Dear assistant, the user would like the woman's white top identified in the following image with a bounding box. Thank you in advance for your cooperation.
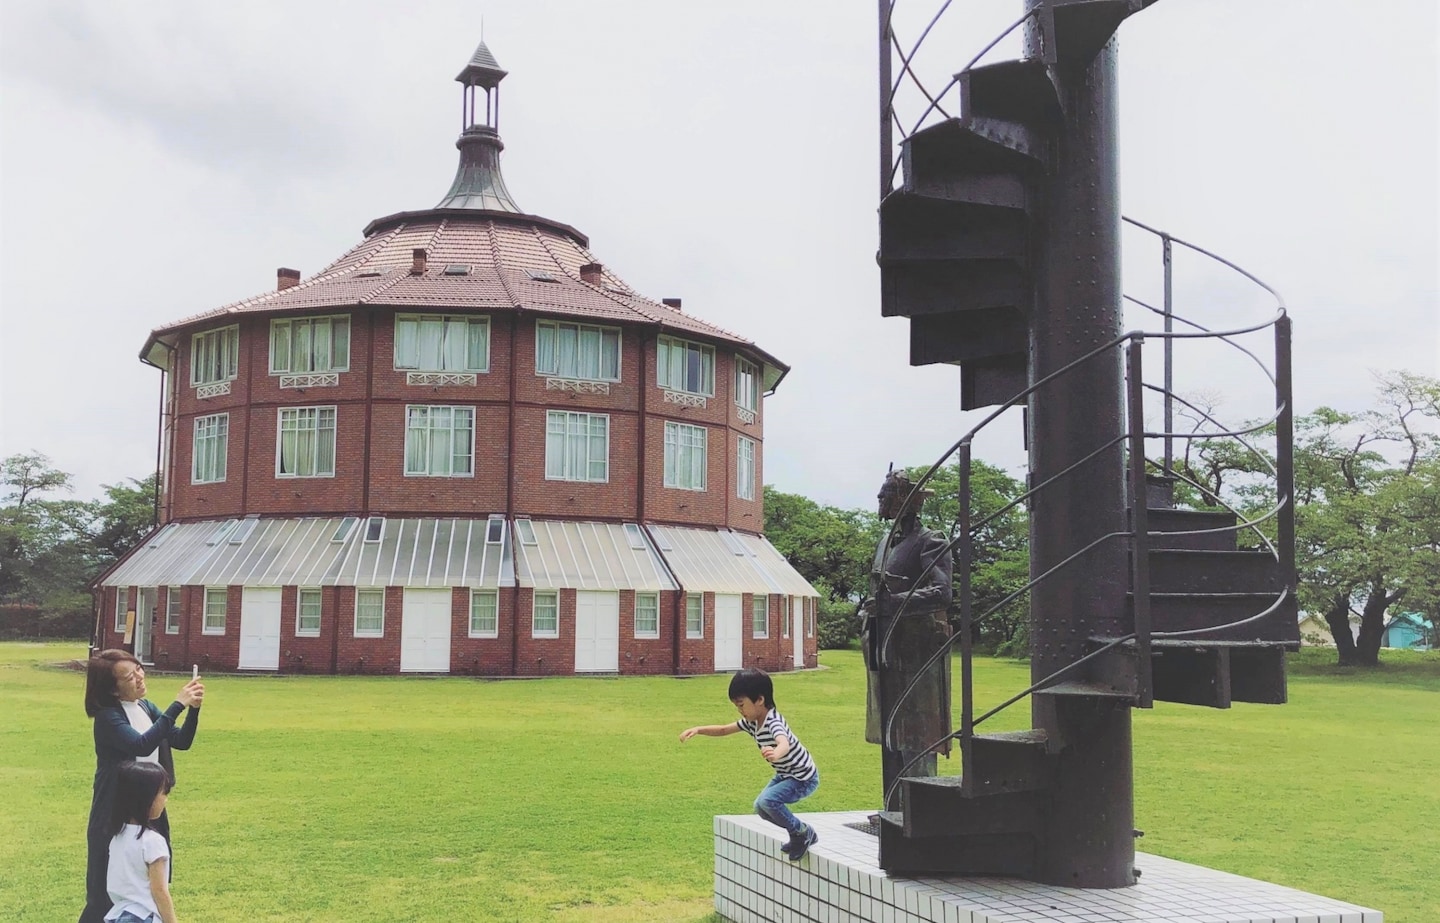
[104,824,169,921]
[120,700,162,765]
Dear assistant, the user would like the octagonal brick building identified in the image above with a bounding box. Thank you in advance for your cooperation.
[95,43,819,677]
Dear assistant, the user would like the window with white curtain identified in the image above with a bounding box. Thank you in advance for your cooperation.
[781,596,789,638]
[190,326,239,386]
[277,407,337,477]
[737,437,756,501]
[470,589,498,637]
[203,588,227,634]
[664,422,707,491]
[296,588,322,636]
[657,336,714,396]
[545,411,609,482]
[394,315,489,372]
[114,588,128,632]
[270,316,350,374]
[354,589,385,637]
[192,414,228,484]
[536,320,621,381]
[685,594,704,638]
[166,588,182,634]
[735,357,760,412]
[404,405,475,476]
[635,593,659,639]
[532,591,559,638]
[752,595,768,638]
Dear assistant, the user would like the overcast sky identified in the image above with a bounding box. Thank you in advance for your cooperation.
[1,0,1436,512]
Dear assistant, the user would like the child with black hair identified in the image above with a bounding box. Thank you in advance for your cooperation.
[105,761,180,923]
[680,667,821,860]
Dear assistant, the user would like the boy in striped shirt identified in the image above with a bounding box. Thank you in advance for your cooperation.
[680,668,821,860]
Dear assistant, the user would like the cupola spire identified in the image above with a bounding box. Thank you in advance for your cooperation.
[436,39,521,212]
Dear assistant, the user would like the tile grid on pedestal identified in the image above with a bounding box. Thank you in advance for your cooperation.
[714,812,1382,923]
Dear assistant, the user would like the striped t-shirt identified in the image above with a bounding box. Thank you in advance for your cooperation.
[737,710,818,782]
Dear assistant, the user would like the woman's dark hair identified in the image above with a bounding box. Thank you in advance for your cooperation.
[108,760,173,839]
[85,649,141,717]
[728,668,776,710]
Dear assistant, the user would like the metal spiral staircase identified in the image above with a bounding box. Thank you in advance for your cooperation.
[873,0,1299,885]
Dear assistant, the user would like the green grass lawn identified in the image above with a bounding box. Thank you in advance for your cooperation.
[5,642,1436,922]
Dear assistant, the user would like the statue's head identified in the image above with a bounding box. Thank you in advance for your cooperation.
[877,470,932,521]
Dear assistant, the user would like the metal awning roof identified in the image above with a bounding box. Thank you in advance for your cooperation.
[734,532,821,597]
[646,525,818,596]
[513,520,677,591]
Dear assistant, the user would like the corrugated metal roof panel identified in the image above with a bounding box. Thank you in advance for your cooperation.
[514,520,676,591]
[647,525,773,594]
[736,533,821,597]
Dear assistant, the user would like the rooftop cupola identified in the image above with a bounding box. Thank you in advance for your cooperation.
[435,40,521,212]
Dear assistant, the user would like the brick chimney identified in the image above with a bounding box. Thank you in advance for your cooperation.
[662,297,682,312]
[277,268,301,291]
[579,262,604,285]
[411,249,428,275]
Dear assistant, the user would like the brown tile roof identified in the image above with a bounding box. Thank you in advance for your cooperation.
[143,213,782,374]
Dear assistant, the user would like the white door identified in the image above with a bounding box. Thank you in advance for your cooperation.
[239,588,282,671]
[401,588,452,673]
[714,594,743,671]
[792,596,805,669]
[135,588,157,664]
[575,591,620,673]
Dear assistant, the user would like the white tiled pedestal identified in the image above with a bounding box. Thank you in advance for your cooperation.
[714,812,1382,923]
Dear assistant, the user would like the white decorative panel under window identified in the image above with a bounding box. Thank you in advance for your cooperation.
[165,587,182,634]
[192,413,228,484]
[276,406,337,478]
[203,587,227,635]
[685,594,704,639]
[545,411,609,482]
[657,336,714,396]
[532,591,559,638]
[635,592,660,639]
[536,320,621,381]
[470,589,499,638]
[355,589,385,637]
[270,316,350,374]
[735,358,760,413]
[297,588,322,637]
[404,405,475,476]
[737,437,756,501]
[394,315,489,372]
[664,422,708,491]
[190,326,239,387]
[752,595,768,638]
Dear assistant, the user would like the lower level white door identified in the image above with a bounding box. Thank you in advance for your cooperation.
[401,588,452,673]
[239,588,282,671]
[792,596,805,668]
[714,594,743,671]
[575,590,619,673]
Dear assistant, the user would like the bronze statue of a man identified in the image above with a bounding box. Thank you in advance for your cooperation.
[861,470,954,806]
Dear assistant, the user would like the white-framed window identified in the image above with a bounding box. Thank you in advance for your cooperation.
[664,422,707,491]
[114,588,128,632]
[203,587,227,635]
[635,592,660,639]
[737,437,756,501]
[657,336,714,396]
[354,588,385,637]
[781,597,789,638]
[394,314,489,372]
[190,325,239,386]
[165,587,182,634]
[545,411,609,482]
[276,406,337,478]
[752,595,768,638]
[735,357,760,413]
[192,414,228,484]
[536,320,621,381]
[270,315,350,374]
[404,405,475,477]
[532,590,559,638]
[685,594,703,639]
[807,597,815,637]
[364,517,384,543]
[470,589,499,638]
[296,588,322,637]
[516,519,538,546]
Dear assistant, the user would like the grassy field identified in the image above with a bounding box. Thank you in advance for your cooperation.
[5,642,1436,922]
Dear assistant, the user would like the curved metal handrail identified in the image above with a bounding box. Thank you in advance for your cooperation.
[1124,294,1278,387]
[1123,216,1287,310]
[1140,385,1283,475]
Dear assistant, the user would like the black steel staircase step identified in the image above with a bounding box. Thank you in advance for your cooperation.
[959,59,1061,128]
[1033,679,1138,701]
[1131,591,1300,645]
[900,777,1047,836]
[905,118,1048,187]
[966,729,1054,794]
[877,811,1037,876]
[1151,644,1233,709]
[961,355,1028,410]
[1039,0,1155,70]
[1147,549,1280,594]
[1137,508,1239,551]
[881,259,1027,318]
[1144,472,1177,509]
[909,307,1027,367]
[879,193,1028,263]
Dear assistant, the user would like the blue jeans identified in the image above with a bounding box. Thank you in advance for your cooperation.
[753,771,819,836]
[114,913,155,923]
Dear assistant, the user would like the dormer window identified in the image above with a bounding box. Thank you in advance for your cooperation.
[190,325,239,387]
[657,336,714,397]
[536,320,620,382]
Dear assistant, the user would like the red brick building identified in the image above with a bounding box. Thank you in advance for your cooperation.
[96,43,818,676]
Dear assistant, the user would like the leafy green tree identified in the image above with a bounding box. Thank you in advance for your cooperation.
[0,452,90,608]
[763,486,884,605]
[92,475,159,569]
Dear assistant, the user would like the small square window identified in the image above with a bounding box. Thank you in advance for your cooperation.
[623,523,647,550]
[470,589,499,637]
[203,588,227,635]
[332,517,358,542]
[526,269,558,283]
[635,592,660,639]
[515,519,537,546]
[752,596,768,639]
[364,517,385,543]
[486,517,505,545]
[685,594,703,639]
[532,590,559,638]
[442,264,471,276]
[296,588,322,637]
[355,588,385,637]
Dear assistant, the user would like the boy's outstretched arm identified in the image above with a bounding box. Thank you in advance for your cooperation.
[680,723,741,741]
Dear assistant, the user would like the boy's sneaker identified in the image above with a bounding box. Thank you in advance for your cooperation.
[786,825,818,861]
